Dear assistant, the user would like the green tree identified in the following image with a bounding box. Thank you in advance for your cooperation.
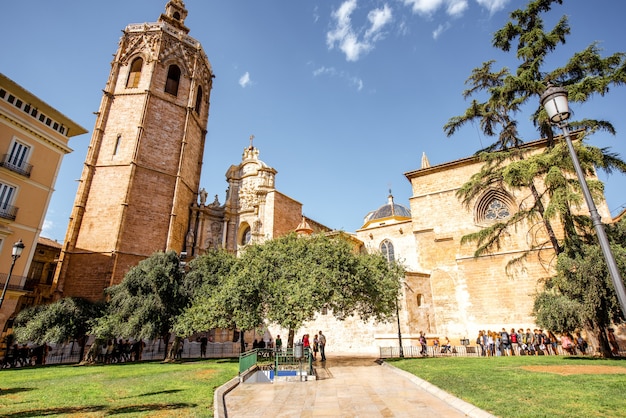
[444,0,626,354]
[174,249,244,348]
[444,0,626,262]
[92,251,187,361]
[12,297,104,360]
[177,233,403,350]
[534,219,626,356]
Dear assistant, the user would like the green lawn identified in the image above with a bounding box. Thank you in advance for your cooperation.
[389,355,626,417]
[0,359,238,417]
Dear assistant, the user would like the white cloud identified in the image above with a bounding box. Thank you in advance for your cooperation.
[239,72,252,88]
[326,0,393,62]
[475,0,510,15]
[41,219,54,237]
[313,66,364,91]
[432,22,451,39]
[365,4,393,40]
[403,0,468,17]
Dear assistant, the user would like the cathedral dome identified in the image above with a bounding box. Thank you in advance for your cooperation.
[363,192,411,225]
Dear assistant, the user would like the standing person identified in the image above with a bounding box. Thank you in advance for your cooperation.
[302,334,310,351]
[419,331,427,356]
[500,328,511,356]
[548,331,559,355]
[476,331,485,356]
[312,334,319,360]
[575,332,588,354]
[318,331,327,361]
[275,335,282,352]
[509,328,519,356]
[200,336,207,358]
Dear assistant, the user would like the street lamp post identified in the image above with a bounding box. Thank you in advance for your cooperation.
[0,239,26,309]
[540,84,626,319]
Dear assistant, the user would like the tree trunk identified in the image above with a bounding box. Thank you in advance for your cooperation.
[162,332,171,361]
[239,330,246,353]
[288,329,295,348]
[529,182,562,255]
[584,321,613,358]
[166,335,181,361]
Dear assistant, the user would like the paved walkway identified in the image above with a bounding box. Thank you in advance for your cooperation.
[223,355,495,417]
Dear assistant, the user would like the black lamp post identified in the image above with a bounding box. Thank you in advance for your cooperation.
[540,84,626,319]
[0,239,26,309]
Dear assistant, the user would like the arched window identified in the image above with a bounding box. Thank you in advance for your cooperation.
[240,225,251,246]
[194,86,203,114]
[475,189,515,224]
[126,57,143,88]
[380,239,395,263]
[165,65,181,96]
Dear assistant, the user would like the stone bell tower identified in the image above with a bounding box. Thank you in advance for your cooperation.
[53,0,214,301]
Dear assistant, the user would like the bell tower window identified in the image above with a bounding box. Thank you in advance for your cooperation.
[126,57,143,88]
[165,65,181,96]
[194,86,203,114]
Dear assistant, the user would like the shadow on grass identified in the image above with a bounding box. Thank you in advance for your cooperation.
[108,402,195,415]
[0,387,34,396]
[135,389,183,398]
[3,405,106,417]
[3,403,195,417]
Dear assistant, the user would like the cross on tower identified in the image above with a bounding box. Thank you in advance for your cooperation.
[249,134,255,149]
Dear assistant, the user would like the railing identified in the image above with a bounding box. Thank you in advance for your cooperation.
[239,350,258,374]
[0,274,37,292]
[0,204,18,220]
[379,343,610,358]
[0,155,32,177]
[1,339,241,368]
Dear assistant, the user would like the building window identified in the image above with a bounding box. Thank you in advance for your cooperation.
[194,86,203,114]
[416,294,424,307]
[0,182,16,219]
[165,65,181,96]
[380,239,395,263]
[113,134,122,156]
[28,261,45,283]
[476,189,515,224]
[240,225,251,246]
[7,140,30,170]
[485,199,510,221]
[126,57,143,88]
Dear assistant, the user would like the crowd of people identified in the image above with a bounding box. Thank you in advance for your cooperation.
[84,338,145,363]
[300,330,327,361]
[475,328,588,356]
[1,343,49,368]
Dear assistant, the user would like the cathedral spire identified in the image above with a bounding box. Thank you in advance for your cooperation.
[421,152,431,169]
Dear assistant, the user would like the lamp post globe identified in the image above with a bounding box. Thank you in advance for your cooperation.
[540,84,626,319]
[540,83,570,125]
[0,239,26,309]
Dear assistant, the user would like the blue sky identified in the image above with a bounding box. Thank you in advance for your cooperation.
[2,0,625,242]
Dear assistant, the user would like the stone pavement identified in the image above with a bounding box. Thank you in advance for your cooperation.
[221,355,496,417]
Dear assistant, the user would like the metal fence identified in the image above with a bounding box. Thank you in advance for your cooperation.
[379,343,625,358]
[1,339,241,369]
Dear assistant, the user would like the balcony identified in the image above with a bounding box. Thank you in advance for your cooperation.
[0,154,32,177]
[0,204,18,221]
[0,274,37,292]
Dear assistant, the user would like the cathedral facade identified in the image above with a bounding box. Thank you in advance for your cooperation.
[46,1,616,355]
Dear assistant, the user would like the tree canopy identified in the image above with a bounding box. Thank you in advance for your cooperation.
[91,251,188,358]
[175,233,403,347]
[445,0,626,355]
